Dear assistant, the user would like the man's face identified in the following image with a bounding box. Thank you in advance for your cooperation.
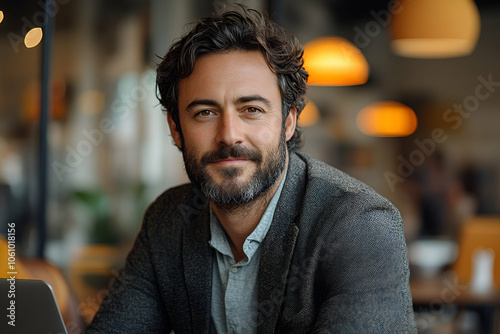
[169,50,296,205]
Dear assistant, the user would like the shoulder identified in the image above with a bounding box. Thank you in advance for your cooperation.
[291,152,402,240]
[146,183,200,215]
[291,153,409,279]
[141,183,209,233]
[294,152,395,211]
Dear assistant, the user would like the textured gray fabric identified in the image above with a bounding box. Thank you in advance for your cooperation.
[85,152,417,333]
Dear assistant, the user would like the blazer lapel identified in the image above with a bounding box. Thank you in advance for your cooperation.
[183,206,213,334]
[257,153,306,333]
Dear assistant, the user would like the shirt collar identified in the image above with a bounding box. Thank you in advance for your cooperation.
[209,170,287,262]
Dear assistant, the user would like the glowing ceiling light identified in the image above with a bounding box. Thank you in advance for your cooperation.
[25,27,43,48]
[0,11,4,24]
[303,37,369,86]
[357,101,417,137]
[390,0,480,58]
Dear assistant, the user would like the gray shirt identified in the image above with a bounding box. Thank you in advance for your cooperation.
[209,174,286,334]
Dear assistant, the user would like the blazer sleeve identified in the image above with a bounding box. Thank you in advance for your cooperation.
[312,201,417,334]
[85,210,171,333]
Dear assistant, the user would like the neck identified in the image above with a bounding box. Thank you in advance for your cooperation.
[211,162,287,262]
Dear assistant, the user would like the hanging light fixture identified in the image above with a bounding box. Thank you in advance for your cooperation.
[357,101,417,137]
[303,37,369,86]
[0,11,4,24]
[390,0,480,58]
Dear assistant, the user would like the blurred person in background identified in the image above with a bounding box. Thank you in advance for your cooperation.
[86,6,416,333]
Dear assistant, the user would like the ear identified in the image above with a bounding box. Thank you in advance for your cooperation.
[167,113,182,149]
[285,105,297,142]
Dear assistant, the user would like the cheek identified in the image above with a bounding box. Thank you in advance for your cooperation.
[181,124,216,154]
[248,121,283,149]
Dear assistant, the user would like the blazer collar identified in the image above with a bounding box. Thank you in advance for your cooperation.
[257,152,306,332]
[183,202,212,334]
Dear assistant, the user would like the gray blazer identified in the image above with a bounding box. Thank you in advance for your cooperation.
[86,152,417,333]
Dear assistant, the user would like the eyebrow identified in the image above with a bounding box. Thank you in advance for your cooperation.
[185,99,220,111]
[235,95,272,109]
[185,95,273,112]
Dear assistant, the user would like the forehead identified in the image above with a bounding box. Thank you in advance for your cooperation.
[178,50,281,107]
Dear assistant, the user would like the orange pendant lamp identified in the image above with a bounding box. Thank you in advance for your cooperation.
[390,0,480,58]
[303,37,369,86]
[357,101,417,137]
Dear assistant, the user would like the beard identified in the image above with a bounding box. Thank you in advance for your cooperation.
[182,130,287,206]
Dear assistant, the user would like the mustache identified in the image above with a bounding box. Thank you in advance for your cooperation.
[201,146,262,165]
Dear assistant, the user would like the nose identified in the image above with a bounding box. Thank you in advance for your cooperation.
[215,111,244,147]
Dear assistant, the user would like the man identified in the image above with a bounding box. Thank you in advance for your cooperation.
[86,6,417,333]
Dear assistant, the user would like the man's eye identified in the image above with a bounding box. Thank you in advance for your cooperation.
[245,107,262,113]
[197,110,213,117]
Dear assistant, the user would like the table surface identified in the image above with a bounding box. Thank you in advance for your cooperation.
[410,273,500,306]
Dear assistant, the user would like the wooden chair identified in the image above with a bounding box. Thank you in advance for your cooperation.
[452,215,500,288]
[69,244,121,324]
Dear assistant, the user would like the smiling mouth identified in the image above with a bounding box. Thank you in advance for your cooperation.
[211,158,250,166]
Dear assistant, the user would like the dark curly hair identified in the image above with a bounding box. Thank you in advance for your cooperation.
[156,6,308,152]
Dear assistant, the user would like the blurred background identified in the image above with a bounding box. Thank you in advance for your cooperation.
[1,0,499,333]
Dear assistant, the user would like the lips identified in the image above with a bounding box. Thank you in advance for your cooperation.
[212,158,249,165]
